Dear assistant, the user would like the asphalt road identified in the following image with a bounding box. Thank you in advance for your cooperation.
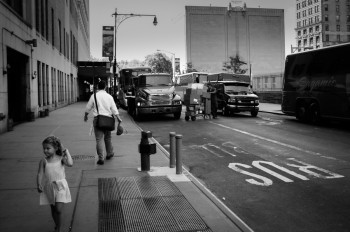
[135,110,350,232]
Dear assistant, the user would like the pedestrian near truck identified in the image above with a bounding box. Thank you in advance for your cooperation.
[84,80,122,165]
[37,135,73,232]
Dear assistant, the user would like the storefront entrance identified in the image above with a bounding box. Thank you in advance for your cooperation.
[7,47,29,124]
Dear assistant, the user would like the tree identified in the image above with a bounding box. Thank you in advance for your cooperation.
[144,52,172,74]
[223,54,248,74]
[186,62,198,73]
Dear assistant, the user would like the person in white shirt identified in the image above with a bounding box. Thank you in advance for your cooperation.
[84,80,122,165]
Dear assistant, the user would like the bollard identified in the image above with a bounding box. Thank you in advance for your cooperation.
[175,134,183,174]
[169,132,176,168]
[138,131,156,171]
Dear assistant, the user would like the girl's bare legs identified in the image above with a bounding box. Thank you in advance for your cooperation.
[50,205,58,229]
[51,203,64,232]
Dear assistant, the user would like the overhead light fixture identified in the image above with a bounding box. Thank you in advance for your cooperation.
[153,16,158,26]
[26,39,37,47]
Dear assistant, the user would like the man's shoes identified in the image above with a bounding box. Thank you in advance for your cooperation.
[97,160,104,165]
[106,154,114,160]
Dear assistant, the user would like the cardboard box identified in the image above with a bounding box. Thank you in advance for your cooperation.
[184,93,200,105]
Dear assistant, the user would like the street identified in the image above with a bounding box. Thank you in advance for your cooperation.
[135,109,350,232]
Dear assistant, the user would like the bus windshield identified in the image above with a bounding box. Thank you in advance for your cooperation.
[224,82,252,94]
[139,75,172,86]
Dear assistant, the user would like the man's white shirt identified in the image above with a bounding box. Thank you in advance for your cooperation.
[85,90,119,117]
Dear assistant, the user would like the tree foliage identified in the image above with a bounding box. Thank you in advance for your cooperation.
[144,52,172,74]
[223,54,248,74]
[186,62,198,73]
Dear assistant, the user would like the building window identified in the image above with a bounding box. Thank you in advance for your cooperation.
[5,0,23,16]
[325,34,329,41]
[347,15,350,22]
[309,17,313,24]
[316,25,319,31]
[303,39,307,46]
[347,25,350,31]
[325,15,328,22]
[315,15,320,22]
[337,35,340,42]
[347,5,350,12]
[303,29,307,34]
[324,4,328,11]
[325,24,329,31]
[58,19,62,53]
[337,25,340,31]
[309,27,313,33]
[35,0,40,32]
[298,30,301,36]
[336,5,340,12]
[336,15,340,22]
[315,5,319,13]
[51,8,54,46]
[37,61,42,107]
[310,37,314,45]
[316,36,320,44]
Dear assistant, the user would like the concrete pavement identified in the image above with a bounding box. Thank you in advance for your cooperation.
[0,102,280,232]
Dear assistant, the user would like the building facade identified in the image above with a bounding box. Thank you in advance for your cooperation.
[185,4,285,92]
[0,0,90,133]
[295,0,350,52]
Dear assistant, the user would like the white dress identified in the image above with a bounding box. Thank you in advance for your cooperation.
[40,159,71,205]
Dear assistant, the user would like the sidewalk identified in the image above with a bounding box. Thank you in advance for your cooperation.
[0,102,259,232]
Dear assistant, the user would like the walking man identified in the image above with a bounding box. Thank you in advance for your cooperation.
[84,80,122,165]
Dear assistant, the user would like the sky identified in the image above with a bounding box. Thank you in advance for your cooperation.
[89,0,295,69]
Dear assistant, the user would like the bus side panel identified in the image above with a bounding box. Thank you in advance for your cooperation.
[282,44,350,120]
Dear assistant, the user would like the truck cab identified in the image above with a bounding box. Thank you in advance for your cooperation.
[127,73,182,120]
[207,73,259,117]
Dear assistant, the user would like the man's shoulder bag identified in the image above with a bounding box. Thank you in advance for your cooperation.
[94,92,115,131]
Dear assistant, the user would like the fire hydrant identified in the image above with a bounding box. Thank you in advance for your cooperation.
[138,131,156,171]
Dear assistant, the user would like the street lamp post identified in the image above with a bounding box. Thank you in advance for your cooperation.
[111,9,157,98]
[157,49,175,82]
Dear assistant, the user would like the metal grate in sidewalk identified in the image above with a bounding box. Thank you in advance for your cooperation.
[98,176,212,232]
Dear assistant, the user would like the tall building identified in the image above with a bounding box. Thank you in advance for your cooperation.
[0,0,90,134]
[185,3,285,92]
[295,0,350,52]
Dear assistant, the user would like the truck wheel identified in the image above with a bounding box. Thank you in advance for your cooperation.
[174,112,181,120]
[222,106,229,116]
[191,116,196,121]
[185,116,189,121]
[309,103,320,124]
[251,110,258,117]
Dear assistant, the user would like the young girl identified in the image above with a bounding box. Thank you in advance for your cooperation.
[37,135,73,232]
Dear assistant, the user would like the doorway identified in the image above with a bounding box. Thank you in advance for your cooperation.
[7,47,29,124]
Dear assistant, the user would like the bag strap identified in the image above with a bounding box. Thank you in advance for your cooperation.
[94,91,100,115]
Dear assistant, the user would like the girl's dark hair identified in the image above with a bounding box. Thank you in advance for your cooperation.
[42,135,63,156]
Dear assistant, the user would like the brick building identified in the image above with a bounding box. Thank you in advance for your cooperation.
[185,4,285,92]
[295,0,350,52]
[0,0,90,133]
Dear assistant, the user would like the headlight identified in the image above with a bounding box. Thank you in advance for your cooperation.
[173,100,182,105]
[255,100,259,104]
[137,101,147,107]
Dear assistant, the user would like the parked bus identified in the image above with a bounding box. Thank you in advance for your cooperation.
[282,43,350,123]
[117,67,152,108]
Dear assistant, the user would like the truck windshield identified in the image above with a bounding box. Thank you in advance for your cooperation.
[142,75,172,86]
[224,83,252,94]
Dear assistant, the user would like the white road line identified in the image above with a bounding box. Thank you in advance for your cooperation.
[210,121,340,161]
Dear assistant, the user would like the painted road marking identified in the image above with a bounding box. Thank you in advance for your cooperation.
[210,121,340,161]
